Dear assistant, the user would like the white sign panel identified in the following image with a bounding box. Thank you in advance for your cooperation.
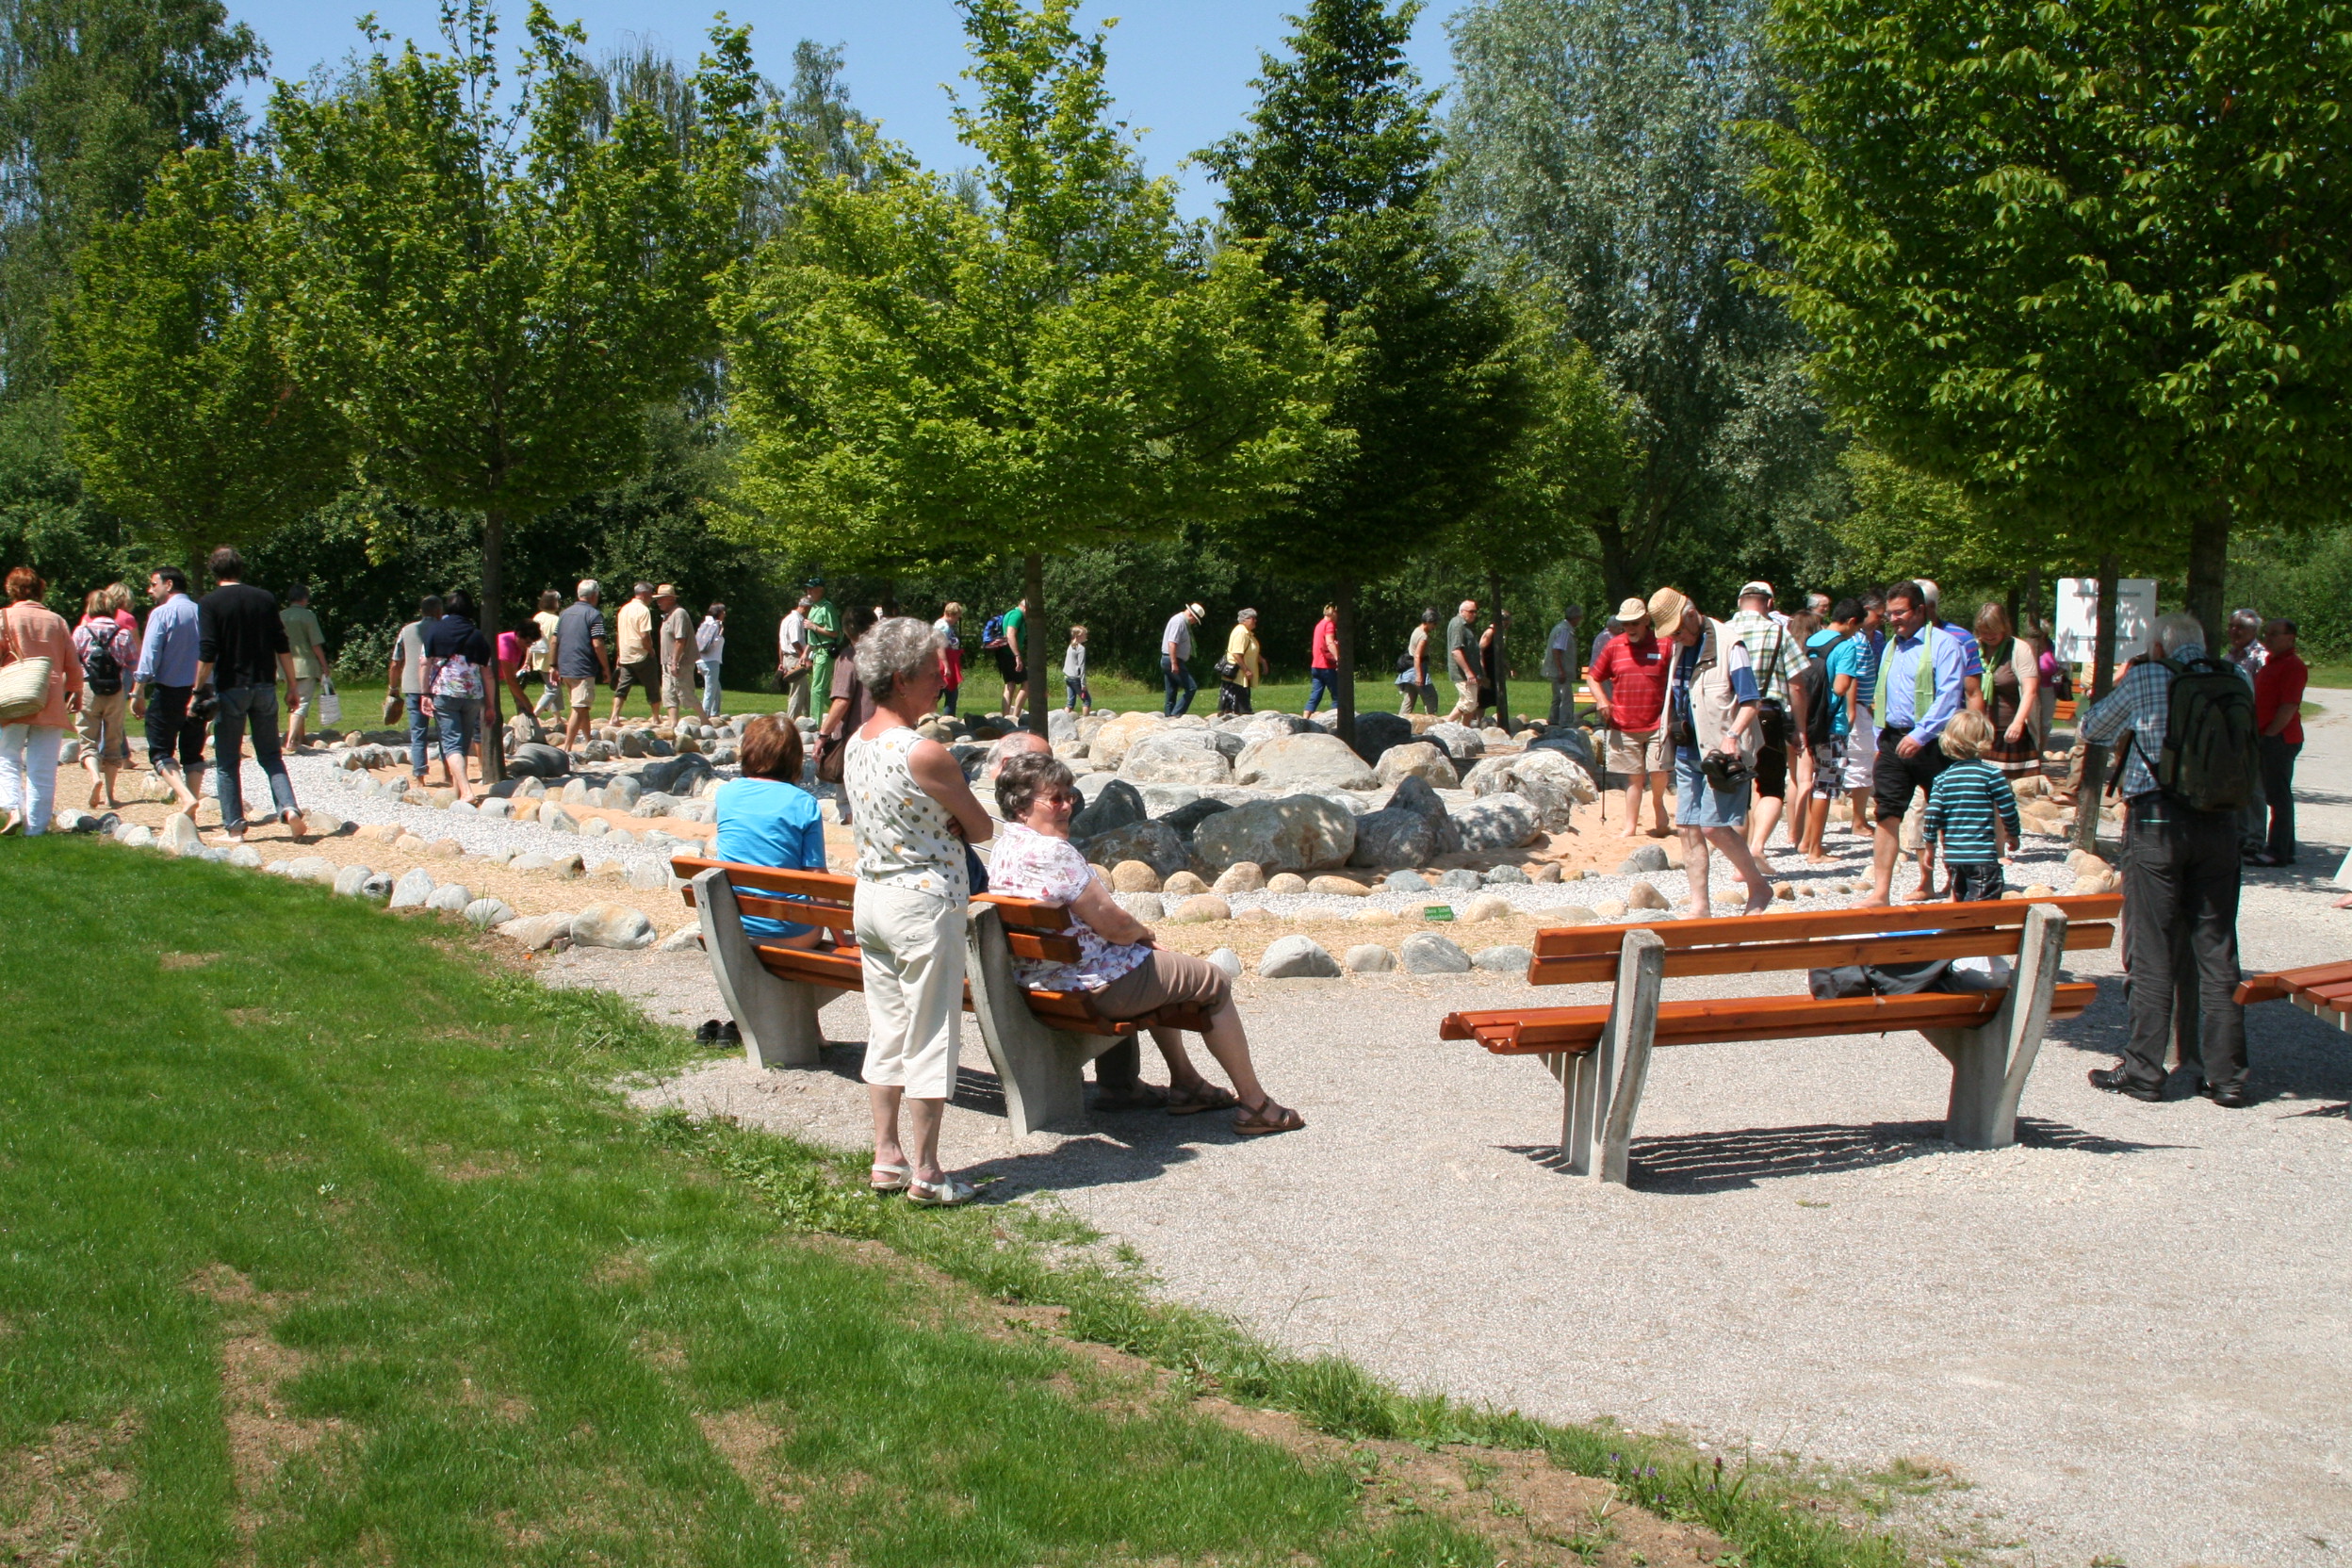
[2055,577,2156,665]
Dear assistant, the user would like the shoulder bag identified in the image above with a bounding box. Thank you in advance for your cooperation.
[0,608,54,726]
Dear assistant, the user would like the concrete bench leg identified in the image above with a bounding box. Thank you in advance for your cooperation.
[1925,903,2067,1149]
[964,904,1117,1136]
[1594,928,1665,1185]
[693,867,838,1070]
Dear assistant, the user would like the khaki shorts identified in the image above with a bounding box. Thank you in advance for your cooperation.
[1087,949,1233,1021]
[74,689,131,763]
[563,676,596,710]
[661,669,694,710]
[1604,726,1667,776]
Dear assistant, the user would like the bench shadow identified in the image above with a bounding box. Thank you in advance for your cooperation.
[1505,1116,2172,1194]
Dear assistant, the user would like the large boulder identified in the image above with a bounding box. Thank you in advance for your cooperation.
[1400,932,1472,974]
[1347,808,1439,870]
[1346,710,1415,765]
[1190,793,1356,876]
[1425,722,1485,760]
[1070,777,1147,840]
[1231,731,1379,792]
[1445,792,1544,853]
[1159,796,1233,840]
[570,903,656,950]
[387,868,437,908]
[505,742,570,779]
[1384,775,1448,822]
[1258,934,1342,979]
[1464,749,1597,830]
[1375,741,1459,791]
[1139,784,1201,818]
[1076,819,1194,880]
[1087,711,1166,769]
[1527,727,1600,777]
[1120,732,1233,786]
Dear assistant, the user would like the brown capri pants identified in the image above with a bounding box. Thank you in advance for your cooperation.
[1088,949,1232,1021]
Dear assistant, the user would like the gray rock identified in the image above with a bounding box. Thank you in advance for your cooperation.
[1070,776,1149,840]
[1231,731,1379,792]
[159,811,203,857]
[1159,796,1233,839]
[1481,863,1530,885]
[1374,741,1460,791]
[562,777,594,804]
[226,845,263,869]
[1475,943,1534,973]
[1345,710,1414,764]
[1383,869,1431,890]
[637,754,715,794]
[116,823,155,848]
[1047,708,1078,742]
[1500,748,1601,827]
[1191,792,1356,875]
[1121,732,1233,785]
[332,864,378,897]
[629,859,672,891]
[1258,934,1342,979]
[542,805,580,834]
[1114,891,1166,923]
[505,742,570,779]
[1071,771,1126,807]
[1437,868,1483,890]
[603,774,643,809]
[580,814,611,838]
[1426,722,1484,760]
[387,868,437,908]
[305,809,350,837]
[445,799,479,818]
[1139,783,1203,818]
[1242,711,1316,742]
[425,883,473,913]
[1346,808,1438,870]
[570,903,656,950]
[1345,942,1397,973]
[1076,819,1193,880]
[1617,844,1672,874]
[500,912,574,952]
[1448,792,1544,853]
[1400,932,1472,973]
[1384,775,1448,821]
[1205,946,1244,982]
[509,852,556,874]
[478,797,514,820]
[463,897,515,929]
[360,872,395,900]
[660,923,704,952]
[285,857,335,884]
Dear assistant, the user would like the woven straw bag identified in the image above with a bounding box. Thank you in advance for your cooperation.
[0,608,53,726]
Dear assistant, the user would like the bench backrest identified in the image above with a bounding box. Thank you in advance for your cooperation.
[669,854,1085,965]
[1527,893,2121,987]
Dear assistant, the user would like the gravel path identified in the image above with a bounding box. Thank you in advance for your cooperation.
[599,695,2352,1568]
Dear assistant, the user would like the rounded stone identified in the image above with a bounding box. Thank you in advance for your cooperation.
[1383,869,1430,891]
[1437,868,1482,890]
[1257,934,1342,979]
[1399,932,1471,974]
[1307,874,1370,897]
[1161,870,1210,898]
[1344,942,1396,973]
[463,897,515,929]
[1212,861,1266,894]
[1529,862,1563,883]
[1534,905,1598,925]
[1173,893,1232,923]
[425,883,473,913]
[1474,943,1534,972]
[1462,893,1513,922]
[1592,898,1629,921]
[1481,864,1529,885]
[1205,947,1244,982]
[1264,872,1309,895]
[1111,859,1164,893]
[1625,882,1671,911]
[570,903,656,950]
[1116,891,1166,923]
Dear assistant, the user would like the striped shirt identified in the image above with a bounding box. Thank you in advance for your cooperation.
[1920,759,2020,864]
[1726,608,1802,706]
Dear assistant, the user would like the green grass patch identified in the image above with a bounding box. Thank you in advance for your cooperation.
[0,837,1490,1565]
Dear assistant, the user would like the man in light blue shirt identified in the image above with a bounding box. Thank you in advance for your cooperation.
[131,566,204,809]
[1864,580,1968,905]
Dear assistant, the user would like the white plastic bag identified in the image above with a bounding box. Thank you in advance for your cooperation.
[317,677,343,725]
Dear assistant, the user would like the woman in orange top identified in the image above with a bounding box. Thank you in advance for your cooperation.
[1,566,88,836]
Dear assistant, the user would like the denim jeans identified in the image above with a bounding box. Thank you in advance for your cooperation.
[1305,667,1338,713]
[213,683,298,832]
[2258,734,2300,862]
[405,693,433,777]
[697,659,724,717]
[1162,657,1197,716]
[435,694,481,762]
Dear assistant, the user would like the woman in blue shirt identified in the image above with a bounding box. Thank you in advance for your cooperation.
[711,713,827,947]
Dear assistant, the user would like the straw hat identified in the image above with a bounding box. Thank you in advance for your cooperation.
[1611,596,1648,627]
[1647,587,1691,641]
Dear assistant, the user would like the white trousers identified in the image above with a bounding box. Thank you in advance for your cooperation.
[0,724,63,834]
[854,880,966,1101]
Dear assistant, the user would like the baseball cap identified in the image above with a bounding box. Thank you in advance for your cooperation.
[1739,580,1774,601]
[1613,596,1648,626]
[1647,587,1691,641]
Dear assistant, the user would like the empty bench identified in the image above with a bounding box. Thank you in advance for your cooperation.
[1440,894,2121,1184]
[2234,961,2352,1034]
[671,855,1212,1136]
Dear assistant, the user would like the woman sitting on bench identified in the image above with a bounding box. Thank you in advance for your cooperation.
[987,750,1304,1135]
[711,713,827,950]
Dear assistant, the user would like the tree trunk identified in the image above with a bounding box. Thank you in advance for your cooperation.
[2185,498,2230,647]
[1333,579,1357,750]
[1022,551,1049,739]
[482,509,505,785]
[1592,508,1633,607]
[1487,568,1511,735]
[2022,567,2041,636]
[2071,552,2120,853]
[2005,580,2021,640]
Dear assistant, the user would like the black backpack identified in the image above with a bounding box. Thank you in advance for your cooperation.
[2147,653,2260,812]
[79,623,124,694]
[1790,632,1845,747]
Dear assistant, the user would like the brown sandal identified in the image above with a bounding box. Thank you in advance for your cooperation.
[1233,1099,1304,1136]
[1166,1083,1240,1116]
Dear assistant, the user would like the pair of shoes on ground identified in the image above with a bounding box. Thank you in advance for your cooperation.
[867,1163,978,1205]
[2088,1065,2251,1107]
[694,1019,742,1046]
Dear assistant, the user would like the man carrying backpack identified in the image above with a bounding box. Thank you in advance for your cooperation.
[2080,612,2259,1107]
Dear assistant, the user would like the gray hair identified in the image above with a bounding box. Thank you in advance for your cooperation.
[2152,611,2207,655]
[2229,607,2262,628]
[985,729,1051,779]
[1236,607,1258,622]
[576,579,598,601]
[855,614,943,702]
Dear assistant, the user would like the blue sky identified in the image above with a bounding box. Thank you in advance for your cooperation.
[228,0,1472,220]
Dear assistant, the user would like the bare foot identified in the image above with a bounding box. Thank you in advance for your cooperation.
[281,811,308,839]
[1805,854,1834,866]
[1903,886,1941,904]
[1615,825,1641,840]
[1855,892,1889,908]
[2335,893,2352,909]
[1741,886,1774,916]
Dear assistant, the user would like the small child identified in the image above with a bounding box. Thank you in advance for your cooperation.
[1920,710,2021,904]
[1063,625,1090,713]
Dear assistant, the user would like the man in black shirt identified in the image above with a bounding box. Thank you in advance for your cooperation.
[193,546,306,841]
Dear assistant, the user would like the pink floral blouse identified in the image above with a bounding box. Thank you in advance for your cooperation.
[985,821,1149,992]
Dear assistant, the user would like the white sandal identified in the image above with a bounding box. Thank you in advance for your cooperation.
[869,1162,910,1194]
[906,1174,978,1207]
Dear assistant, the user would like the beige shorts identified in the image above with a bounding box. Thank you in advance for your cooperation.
[74,689,131,763]
[563,676,596,710]
[1088,949,1232,1021]
[662,669,694,710]
[1604,726,1667,776]
[288,675,319,721]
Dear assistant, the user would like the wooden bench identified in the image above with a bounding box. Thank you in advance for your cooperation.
[2234,961,2352,1034]
[1440,894,2121,1184]
[671,856,1212,1136]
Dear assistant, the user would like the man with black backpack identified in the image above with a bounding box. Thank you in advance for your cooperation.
[2080,612,2260,1106]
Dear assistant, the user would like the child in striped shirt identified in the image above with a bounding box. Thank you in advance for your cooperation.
[1922,710,2021,904]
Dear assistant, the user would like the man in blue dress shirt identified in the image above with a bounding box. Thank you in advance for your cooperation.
[131,566,204,810]
[1862,580,1968,906]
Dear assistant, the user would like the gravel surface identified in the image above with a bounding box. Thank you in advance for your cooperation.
[599,697,2352,1568]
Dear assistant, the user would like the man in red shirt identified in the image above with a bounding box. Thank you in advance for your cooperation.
[1589,596,1673,837]
[2250,618,2308,866]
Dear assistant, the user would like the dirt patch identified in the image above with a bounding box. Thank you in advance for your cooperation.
[694,1407,806,1512]
[222,1008,284,1028]
[588,1250,652,1289]
[187,1267,345,1544]
[159,951,221,970]
[632,1331,688,1373]
[0,1415,139,1563]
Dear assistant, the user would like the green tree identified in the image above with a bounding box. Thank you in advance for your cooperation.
[58,145,348,574]
[1446,0,1830,606]
[270,0,761,773]
[720,0,1335,731]
[1750,0,2352,643]
[1202,0,1527,743]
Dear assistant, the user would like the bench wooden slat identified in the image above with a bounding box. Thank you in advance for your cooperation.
[1528,894,2121,960]
[1528,922,2114,986]
[673,857,852,902]
[754,943,866,989]
[2233,959,2352,1007]
[1442,983,2098,1056]
[972,892,1072,932]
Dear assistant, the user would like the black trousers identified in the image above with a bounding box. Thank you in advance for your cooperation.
[2258,735,2300,862]
[2118,803,2246,1094]
[142,683,204,773]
